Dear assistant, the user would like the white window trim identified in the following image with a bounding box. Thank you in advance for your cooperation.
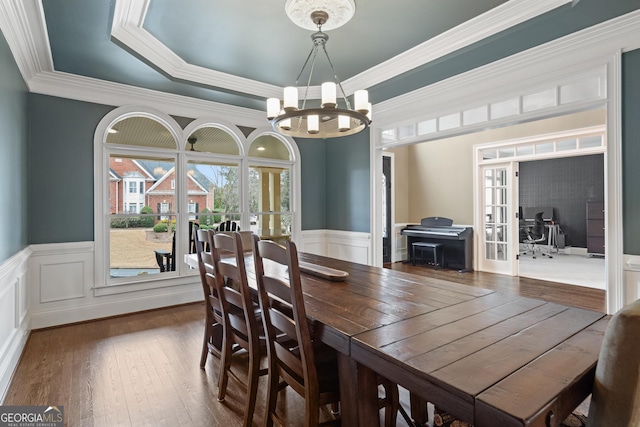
[94,107,301,294]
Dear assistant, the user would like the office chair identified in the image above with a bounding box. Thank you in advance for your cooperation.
[520,212,552,259]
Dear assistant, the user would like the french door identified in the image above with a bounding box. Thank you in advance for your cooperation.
[478,163,518,275]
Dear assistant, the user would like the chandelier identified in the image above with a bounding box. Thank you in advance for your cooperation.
[267,1,371,139]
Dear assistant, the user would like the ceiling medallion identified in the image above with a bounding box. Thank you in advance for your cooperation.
[284,0,356,31]
[267,3,371,139]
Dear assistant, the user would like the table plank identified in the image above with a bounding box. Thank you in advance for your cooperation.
[353,292,519,349]
[475,316,609,427]
[430,307,605,397]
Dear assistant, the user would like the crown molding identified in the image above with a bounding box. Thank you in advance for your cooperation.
[28,70,266,128]
[111,0,282,99]
[0,0,52,84]
[110,0,572,97]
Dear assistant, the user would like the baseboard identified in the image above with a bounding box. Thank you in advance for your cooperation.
[30,286,202,330]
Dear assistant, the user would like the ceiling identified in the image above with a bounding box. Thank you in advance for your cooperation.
[33,0,581,113]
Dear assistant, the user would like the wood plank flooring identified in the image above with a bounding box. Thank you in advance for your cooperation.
[2,264,605,426]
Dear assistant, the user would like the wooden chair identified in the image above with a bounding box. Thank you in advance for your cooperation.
[217,219,240,232]
[252,236,402,427]
[210,231,266,427]
[155,220,198,272]
[585,297,640,426]
[193,224,222,368]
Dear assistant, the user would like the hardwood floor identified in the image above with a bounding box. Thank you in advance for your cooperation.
[2,265,605,426]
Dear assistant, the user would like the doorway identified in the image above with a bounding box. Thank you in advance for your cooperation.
[382,154,392,264]
[474,125,606,288]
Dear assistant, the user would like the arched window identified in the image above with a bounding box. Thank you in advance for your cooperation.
[247,134,293,244]
[94,108,299,290]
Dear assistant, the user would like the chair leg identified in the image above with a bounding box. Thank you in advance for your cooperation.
[304,395,320,427]
[217,334,233,402]
[243,350,260,427]
[264,369,279,427]
[200,320,213,368]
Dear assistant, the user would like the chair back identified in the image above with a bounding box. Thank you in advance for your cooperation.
[587,298,640,426]
[217,220,239,232]
[252,235,319,398]
[532,212,545,238]
[211,232,261,352]
[193,225,213,297]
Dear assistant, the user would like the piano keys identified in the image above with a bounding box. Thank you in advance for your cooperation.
[401,217,473,272]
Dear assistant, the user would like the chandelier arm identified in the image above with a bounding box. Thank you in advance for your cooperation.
[300,46,319,110]
[294,43,317,85]
[320,43,352,110]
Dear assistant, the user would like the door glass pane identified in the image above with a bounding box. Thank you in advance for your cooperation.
[249,165,291,242]
[486,242,495,260]
[109,155,176,278]
[482,166,509,264]
[496,243,508,261]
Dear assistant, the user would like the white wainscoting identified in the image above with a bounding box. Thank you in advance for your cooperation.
[0,247,31,402]
[624,255,640,305]
[28,242,202,329]
[394,223,410,263]
[300,230,371,265]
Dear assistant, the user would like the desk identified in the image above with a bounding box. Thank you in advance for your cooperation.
[186,253,606,426]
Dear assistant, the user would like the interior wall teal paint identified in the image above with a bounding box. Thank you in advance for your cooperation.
[296,138,327,230]
[623,48,640,255]
[325,131,370,233]
[28,94,114,244]
[0,30,28,264]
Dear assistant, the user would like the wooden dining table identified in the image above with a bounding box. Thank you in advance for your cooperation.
[186,251,608,426]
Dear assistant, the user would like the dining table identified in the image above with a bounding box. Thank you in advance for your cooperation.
[186,250,608,426]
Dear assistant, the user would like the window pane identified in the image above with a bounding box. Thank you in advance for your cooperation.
[557,139,576,151]
[249,165,291,241]
[536,142,554,154]
[189,160,240,230]
[187,126,240,155]
[109,155,176,278]
[107,117,176,149]
[249,135,291,160]
[516,145,534,156]
[580,135,602,149]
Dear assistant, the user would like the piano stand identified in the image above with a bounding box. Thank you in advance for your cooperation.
[412,242,444,270]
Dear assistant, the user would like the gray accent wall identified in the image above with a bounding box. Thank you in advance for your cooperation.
[623,48,640,255]
[519,154,604,248]
[28,94,114,244]
[0,30,28,264]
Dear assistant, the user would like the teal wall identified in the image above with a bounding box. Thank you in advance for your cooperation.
[296,138,327,230]
[0,31,28,263]
[28,94,113,244]
[326,131,370,232]
[622,48,640,255]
